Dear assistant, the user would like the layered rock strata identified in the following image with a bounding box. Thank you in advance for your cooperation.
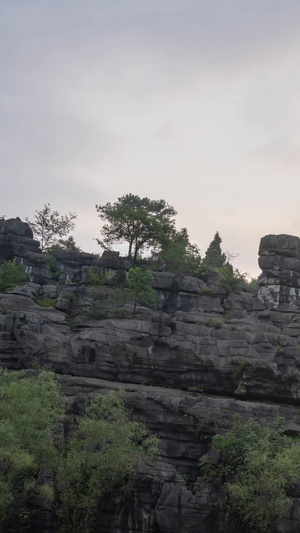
[2,222,300,532]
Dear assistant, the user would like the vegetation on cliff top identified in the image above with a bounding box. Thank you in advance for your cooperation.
[96,193,177,261]
[26,203,77,252]
[23,195,257,292]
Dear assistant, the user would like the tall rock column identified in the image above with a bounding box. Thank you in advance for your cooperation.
[258,234,300,309]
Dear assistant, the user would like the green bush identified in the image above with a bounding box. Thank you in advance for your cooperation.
[204,317,223,329]
[87,269,111,286]
[187,386,204,393]
[0,259,28,292]
[57,392,158,533]
[0,369,64,531]
[201,415,300,533]
[216,265,245,294]
[128,267,158,317]
[199,286,213,296]
[47,253,61,281]
[36,298,56,307]
[0,370,159,533]
[83,301,109,320]
[233,360,251,382]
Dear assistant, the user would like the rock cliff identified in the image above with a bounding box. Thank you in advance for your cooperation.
[2,219,300,532]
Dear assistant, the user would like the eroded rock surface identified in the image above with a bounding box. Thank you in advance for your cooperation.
[2,221,300,532]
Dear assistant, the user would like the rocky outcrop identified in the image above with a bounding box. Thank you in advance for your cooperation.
[3,220,300,532]
[258,234,300,309]
[0,217,40,262]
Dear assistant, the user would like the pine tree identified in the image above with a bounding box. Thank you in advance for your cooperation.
[204,231,227,268]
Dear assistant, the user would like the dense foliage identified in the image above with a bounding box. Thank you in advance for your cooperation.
[204,231,227,268]
[0,370,158,533]
[0,370,64,532]
[24,195,258,296]
[96,194,177,261]
[151,227,202,275]
[128,267,158,316]
[0,259,28,292]
[202,415,300,533]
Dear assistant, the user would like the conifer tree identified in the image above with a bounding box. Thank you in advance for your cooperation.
[204,231,227,268]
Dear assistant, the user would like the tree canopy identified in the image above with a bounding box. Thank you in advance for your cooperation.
[58,391,158,533]
[0,369,158,533]
[204,231,227,268]
[0,369,64,532]
[0,259,28,293]
[96,194,177,261]
[128,267,158,316]
[201,415,300,533]
[151,227,202,274]
[26,204,77,252]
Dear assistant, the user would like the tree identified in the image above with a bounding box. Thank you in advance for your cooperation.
[0,370,158,533]
[57,392,158,533]
[151,227,202,275]
[26,204,77,252]
[204,231,227,268]
[128,267,158,317]
[51,235,81,251]
[203,415,300,533]
[96,194,177,261]
[0,369,64,532]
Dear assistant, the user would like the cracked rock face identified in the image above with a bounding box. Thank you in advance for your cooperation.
[258,234,300,309]
[2,220,300,532]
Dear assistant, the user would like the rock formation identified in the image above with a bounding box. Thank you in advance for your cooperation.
[2,221,300,532]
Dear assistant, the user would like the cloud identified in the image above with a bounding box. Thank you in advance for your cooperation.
[1,0,300,273]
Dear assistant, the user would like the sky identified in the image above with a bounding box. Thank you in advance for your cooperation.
[2,0,300,276]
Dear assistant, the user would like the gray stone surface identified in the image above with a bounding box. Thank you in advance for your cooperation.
[3,223,300,531]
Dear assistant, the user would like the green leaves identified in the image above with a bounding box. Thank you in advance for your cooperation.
[0,369,64,531]
[26,203,77,251]
[0,371,159,533]
[96,194,177,261]
[127,267,158,316]
[57,392,159,533]
[204,231,227,268]
[204,415,300,533]
[0,259,28,292]
[151,227,202,275]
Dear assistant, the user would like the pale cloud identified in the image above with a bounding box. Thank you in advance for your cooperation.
[2,1,300,275]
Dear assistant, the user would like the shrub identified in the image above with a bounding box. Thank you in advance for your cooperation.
[199,286,213,296]
[128,267,158,317]
[83,302,109,320]
[36,298,56,307]
[233,360,251,382]
[204,317,223,329]
[87,269,111,286]
[217,265,245,295]
[201,415,300,533]
[57,392,159,533]
[0,260,28,293]
[187,386,204,393]
[0,369,64,531]
[0,371,159,533]
[47,253,61,281]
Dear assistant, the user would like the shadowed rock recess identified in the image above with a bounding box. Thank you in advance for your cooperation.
[3,219,300,532]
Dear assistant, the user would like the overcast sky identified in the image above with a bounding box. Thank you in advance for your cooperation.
[2,1,300,276]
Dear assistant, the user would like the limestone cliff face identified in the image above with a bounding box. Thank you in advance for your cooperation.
[2,220,300,532]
